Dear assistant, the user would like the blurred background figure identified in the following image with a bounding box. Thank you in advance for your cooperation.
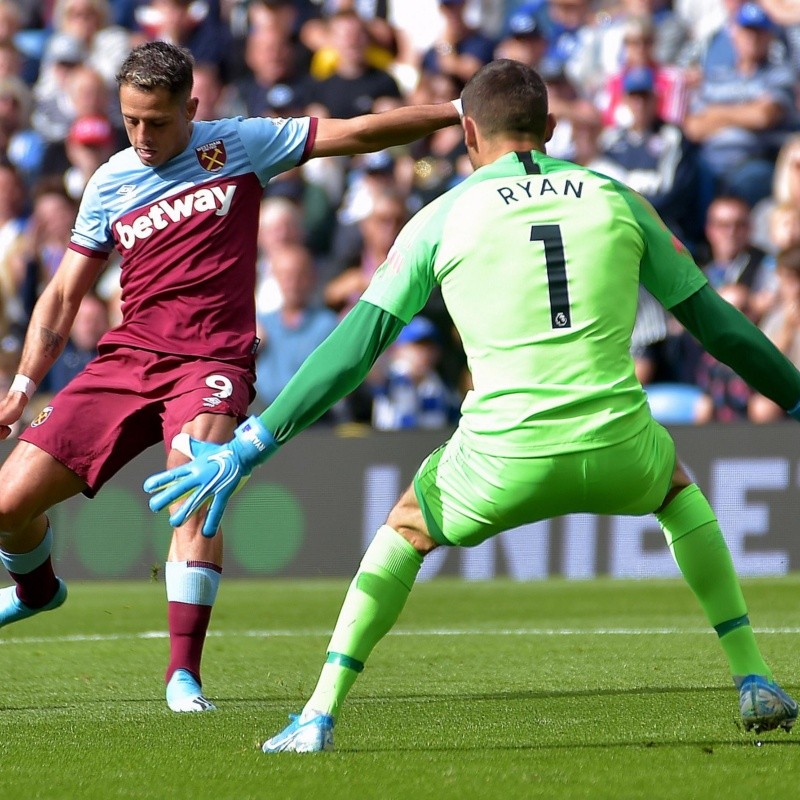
[597,14,688,129]
[592,65,700,246]
[47,0,130,87]
[324,187,408,317]
[372,315,459,431]
[254,243,337,411]
[301,9,402,119]
[750,244,800,422]
[683,2,796,208]
[421,0,496,83]
[42,291,109,395]
[135,0,232,80]
[699,195,767,295]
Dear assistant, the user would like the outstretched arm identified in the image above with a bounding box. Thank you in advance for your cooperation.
[310,101,462,157]
[671,284,800,413]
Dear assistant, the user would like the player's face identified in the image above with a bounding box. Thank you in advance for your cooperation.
[119,83,198,168]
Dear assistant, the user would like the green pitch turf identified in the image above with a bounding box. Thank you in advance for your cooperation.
[0,577,798,800]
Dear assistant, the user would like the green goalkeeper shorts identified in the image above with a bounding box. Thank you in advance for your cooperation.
[413,418,676,548]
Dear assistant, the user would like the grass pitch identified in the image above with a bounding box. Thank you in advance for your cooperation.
[0,576,798,800]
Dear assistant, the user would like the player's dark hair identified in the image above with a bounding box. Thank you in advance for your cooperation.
[116,41,194,99]
[460,59,549,140]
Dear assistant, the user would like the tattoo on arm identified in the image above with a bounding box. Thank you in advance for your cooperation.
[40,328,64,359]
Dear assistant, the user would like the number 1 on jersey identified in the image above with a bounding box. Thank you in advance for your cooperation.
[530,224,571,329]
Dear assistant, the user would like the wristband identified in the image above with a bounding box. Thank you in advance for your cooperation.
[788,398,800,421]
[451,98,463,119]
[10,374,36,400]
[233,415,279,468]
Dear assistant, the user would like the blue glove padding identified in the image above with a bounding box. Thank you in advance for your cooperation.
[789,399,800,421]
[143,416,278,537]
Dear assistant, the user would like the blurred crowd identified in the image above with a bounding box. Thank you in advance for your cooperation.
[1,0,800,429]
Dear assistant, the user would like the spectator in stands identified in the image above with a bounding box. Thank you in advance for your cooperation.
[326,149,404,278]
[694,282,755,421]
[37,64,123,190]
[47,0,130,87]
[31,33,86,144]
[750,244,800,421]
[325,187,408,316]
[255,196,306,317]
[0,76,43,183]
[232,24,306,118]
[421,0,496,83]
[4,178,78,331]
[592,66,700,245]
[751,134,800,253]
[537,0,594,72]
[372,315,459,431]
[598,14,688,129]
[0,2,38,86]
[700,195,768,291]
[0,162,27,277]
[568,0,687,99]
[191,62,230,121]
[746,200,800,322]
[62,113,117,200]
[136,0,235,80]
[538,57,601,162]
[683,2,796,208]
[44,292,109,394]
[254,243,338,409]
[760,0,800,72]
[301,0,398,81]
[493,6,548,69]
[301,10,401,119]
[405,70,470,208]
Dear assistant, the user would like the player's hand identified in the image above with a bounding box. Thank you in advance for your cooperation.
[143,416,278,537]
[0,391,28,440]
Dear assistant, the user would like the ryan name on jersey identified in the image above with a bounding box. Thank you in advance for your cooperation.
[495,177,584,205]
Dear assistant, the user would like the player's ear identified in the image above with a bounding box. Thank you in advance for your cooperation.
[186,96,199,121]
[544,112,556,144]
[463,115,478,150]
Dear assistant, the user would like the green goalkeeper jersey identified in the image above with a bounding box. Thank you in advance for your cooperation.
[361,150,706,456]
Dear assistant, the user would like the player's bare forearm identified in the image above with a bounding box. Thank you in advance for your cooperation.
[16,249,107,385]
[311,102,461,157]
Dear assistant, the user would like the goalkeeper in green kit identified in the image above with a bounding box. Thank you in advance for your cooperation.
[145,59,799,751]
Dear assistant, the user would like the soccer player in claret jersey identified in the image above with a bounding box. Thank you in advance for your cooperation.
[145,59,799,746]
[0,41,461,713]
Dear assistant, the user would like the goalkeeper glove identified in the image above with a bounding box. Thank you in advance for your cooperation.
[143,416,278,537]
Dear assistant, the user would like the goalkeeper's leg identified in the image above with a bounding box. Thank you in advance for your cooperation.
[262,486,432,753]
[657,467,797,731]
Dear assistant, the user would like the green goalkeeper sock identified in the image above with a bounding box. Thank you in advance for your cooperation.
[304,525,423,719]
[656,484,771,681]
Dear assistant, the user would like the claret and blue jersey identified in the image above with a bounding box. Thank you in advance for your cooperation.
[67,115,315,364]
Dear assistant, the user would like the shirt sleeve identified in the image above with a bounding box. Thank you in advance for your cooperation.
[69,176,114,256]
[360,201,441,321]
[671,283,800,410]
[236,115,315,186]
[616,183,707,308]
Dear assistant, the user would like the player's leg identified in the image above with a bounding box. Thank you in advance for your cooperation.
[0,441,87,625]
[654,453,797,731]
[159,359,253,712]
[262,431,532,752]
[262,483,432,753]
[163,410,236,713]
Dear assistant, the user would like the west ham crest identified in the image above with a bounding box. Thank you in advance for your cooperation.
[196,139,226,173]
